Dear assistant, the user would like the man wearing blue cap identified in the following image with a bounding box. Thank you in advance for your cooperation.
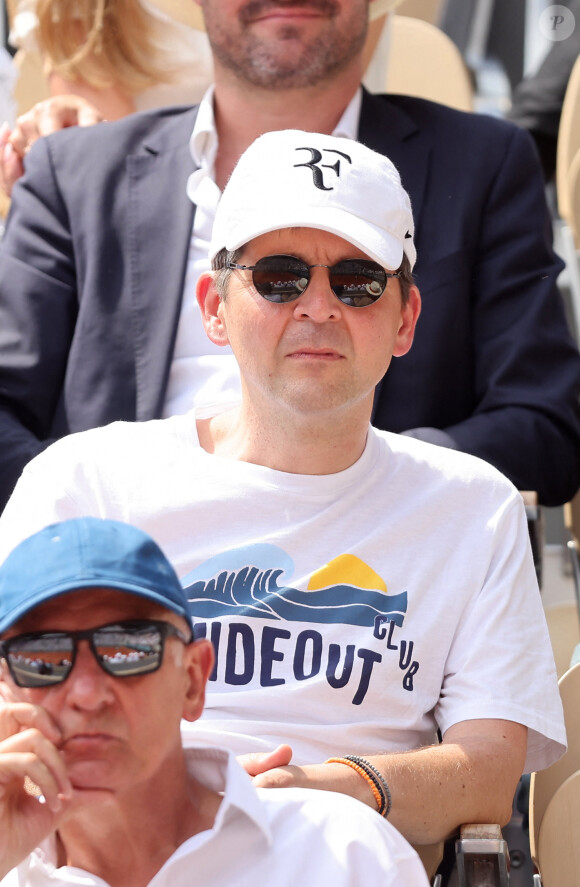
[0,517,428,887]
[0,0,579,513]
[0,130,565,851]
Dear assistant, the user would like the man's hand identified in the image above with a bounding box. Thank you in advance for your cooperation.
[0,702,73,877]
[250,758,382,807]
[238,743,293,777]
[0,96,102,196]
[240,744,379,806]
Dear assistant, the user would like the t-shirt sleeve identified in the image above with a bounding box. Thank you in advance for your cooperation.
[435,497,566,772]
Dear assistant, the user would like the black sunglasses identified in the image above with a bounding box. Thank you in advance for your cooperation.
[0,619,191,688]
[227,254,400,307]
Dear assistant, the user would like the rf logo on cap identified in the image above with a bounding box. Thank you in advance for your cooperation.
[294,147,353,191]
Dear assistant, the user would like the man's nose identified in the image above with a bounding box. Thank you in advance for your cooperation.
[291,268,342,322]
[62,640,115,709]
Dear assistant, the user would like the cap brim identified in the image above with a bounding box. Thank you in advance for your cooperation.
[148,0,403,31]
[0,582,189,634]
[221,206,405,271]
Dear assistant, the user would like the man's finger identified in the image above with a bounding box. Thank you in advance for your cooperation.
[0,730,73,811]
[239,743,293,776]
[0,702,62,745]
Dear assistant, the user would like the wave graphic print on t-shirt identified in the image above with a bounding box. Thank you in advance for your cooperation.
[182,543,407,627]
[183,544,419,700]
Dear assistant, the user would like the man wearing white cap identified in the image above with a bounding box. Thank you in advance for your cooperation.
[0,130,565,850]
[0,0,578,514]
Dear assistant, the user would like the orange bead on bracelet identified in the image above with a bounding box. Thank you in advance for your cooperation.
[325,756,384,814]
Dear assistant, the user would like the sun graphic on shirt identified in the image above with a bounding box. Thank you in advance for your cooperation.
[307,554,387,592]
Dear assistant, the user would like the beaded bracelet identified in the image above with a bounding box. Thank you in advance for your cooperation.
[326,755,392,818]
[344,755,392,818]
[326,756,383,813]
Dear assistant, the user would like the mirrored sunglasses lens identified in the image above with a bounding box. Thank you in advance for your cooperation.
[94,625,164,677]
[8,635,74,687]
[253,256,309,303]
[330,261,387,307]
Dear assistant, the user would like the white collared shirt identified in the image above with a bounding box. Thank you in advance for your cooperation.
[3,746,428,887]
[162,87,363,417]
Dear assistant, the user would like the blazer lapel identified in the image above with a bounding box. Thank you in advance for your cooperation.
[126,109,198,421]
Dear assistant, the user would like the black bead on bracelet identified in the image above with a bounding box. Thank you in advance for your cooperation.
[343,754,392,818]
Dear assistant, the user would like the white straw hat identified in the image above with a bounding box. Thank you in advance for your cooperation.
[209,129,416,271]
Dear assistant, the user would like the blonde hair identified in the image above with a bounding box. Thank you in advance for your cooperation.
[35,0,175,93]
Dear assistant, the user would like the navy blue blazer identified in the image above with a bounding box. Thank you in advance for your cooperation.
[0,90,579,507]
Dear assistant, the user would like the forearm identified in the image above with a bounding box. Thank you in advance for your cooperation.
[252,721,527,845]
[328,740,520,843]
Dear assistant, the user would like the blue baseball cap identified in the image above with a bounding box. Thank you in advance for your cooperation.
[0,518,191,633]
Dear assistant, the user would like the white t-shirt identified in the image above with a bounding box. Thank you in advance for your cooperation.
[1,746,429,887]
[0,411,565,773]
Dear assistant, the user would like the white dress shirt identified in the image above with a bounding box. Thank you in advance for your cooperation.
[2,746,428,887]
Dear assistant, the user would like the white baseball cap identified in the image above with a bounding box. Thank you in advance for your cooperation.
[209,129,416,271]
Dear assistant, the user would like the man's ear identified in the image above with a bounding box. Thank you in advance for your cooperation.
[196,272,230,347]
[182,639,215,723]
[393,285,421,358]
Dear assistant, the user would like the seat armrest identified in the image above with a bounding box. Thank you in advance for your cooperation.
[455,824,509,887]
